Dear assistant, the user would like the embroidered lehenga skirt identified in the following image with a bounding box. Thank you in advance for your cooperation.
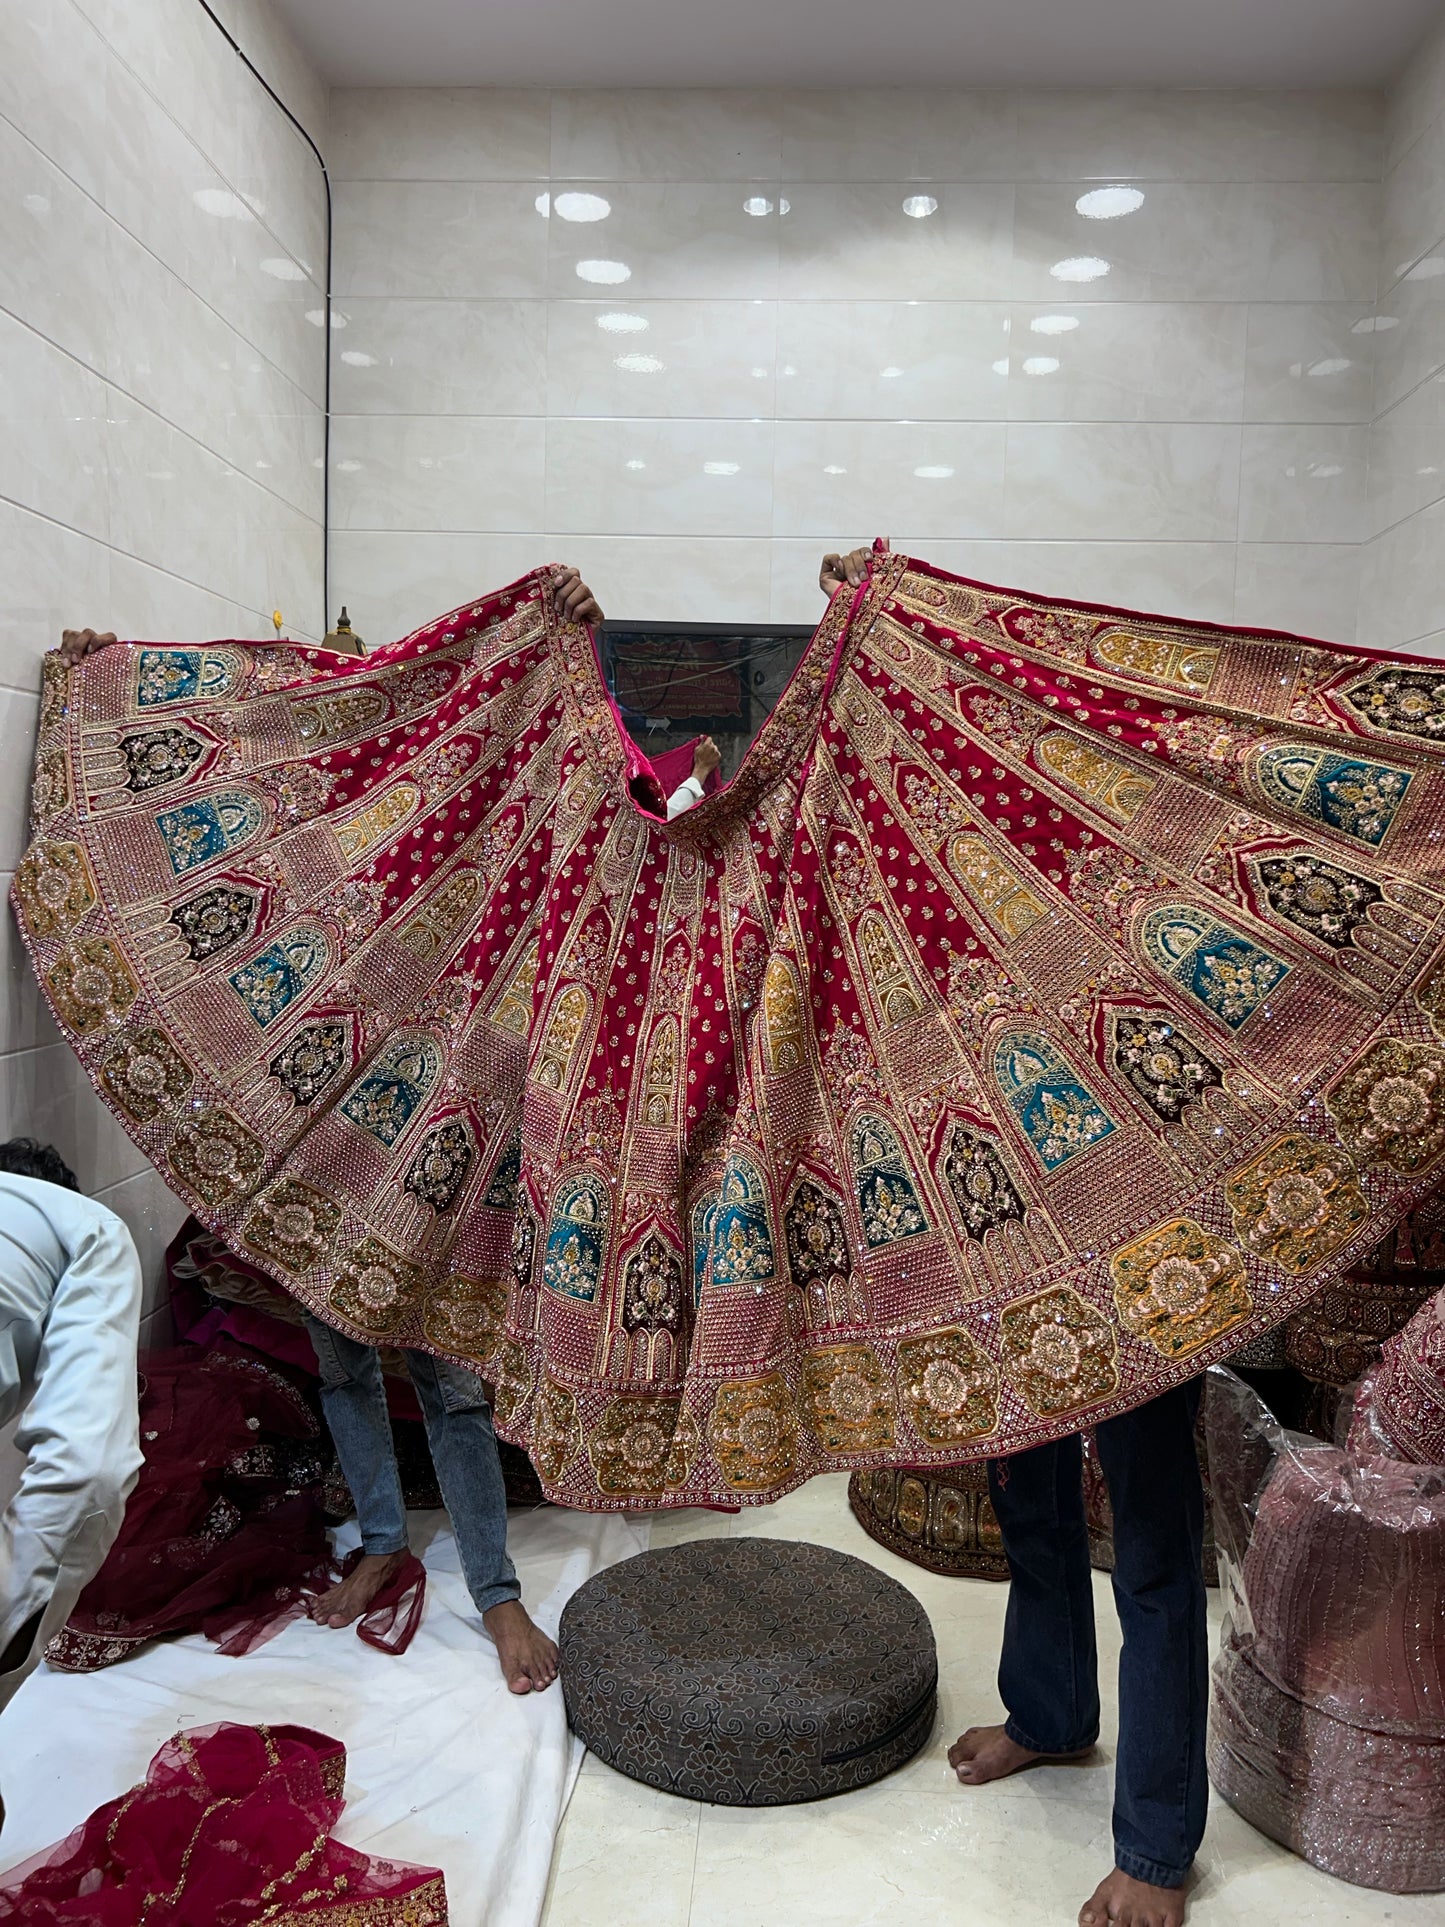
[14,548,1445,1509]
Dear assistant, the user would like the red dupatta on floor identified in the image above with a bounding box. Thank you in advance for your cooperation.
[14,548,1445,1507]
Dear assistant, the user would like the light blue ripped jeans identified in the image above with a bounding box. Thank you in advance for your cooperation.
[304,1314,520,1617]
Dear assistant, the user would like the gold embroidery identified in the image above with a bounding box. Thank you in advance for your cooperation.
[1000,1285,1120,1418]
[46,938,139,1033]
[490,938,540,1035]
[588,1395,683,1498]
[896,1328,999,1445]
[799,1343,897,1453]
[1419,952,1445,1041]
[949,834,1048,939]
[101,1025,193,1123]
[1036,730,1156,825]
[534,983,589,1090]
[490,1339,532,1427]
[1091,629,1218,693]
[421,1272,508,1364]
[329,1235,426,1336]
[531,1376,582,1484]
[1224,1132,1368,1275]
[334,783,421,861]
[641,1016,679,1126]
[169,1106,265,1206]
[857,912,923,1025]
[39,653,68,735]
[289,684,389,746]
[709,1374,801,1491]
[1110,1218,1253,1360]
[762,954,806,1073]
[31,743,69,823]
[242,1179,342,1276]
[15,840,96,940]
[1326,1038,1445,1177]
[397,870,483,960]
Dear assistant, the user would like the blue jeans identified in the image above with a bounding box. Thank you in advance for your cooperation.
[304,1315,520,1617]
[986,1382,1208,1890]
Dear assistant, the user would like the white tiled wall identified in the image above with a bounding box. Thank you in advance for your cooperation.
[1364,11,1445,656]
[326,87,1384,647]
[0,0,327,1331]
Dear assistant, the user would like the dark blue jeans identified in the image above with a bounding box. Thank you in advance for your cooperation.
[987,1381,1208,1890]
[304,1315,520,1617]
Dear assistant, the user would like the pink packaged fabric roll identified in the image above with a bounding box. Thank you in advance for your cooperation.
[1361,1287,1445,1466]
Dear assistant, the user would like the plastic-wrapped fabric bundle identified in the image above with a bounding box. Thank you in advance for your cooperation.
[1204,1365,1445,1893]
[1352,1284,1445,1465]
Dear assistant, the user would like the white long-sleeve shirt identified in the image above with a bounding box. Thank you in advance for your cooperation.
[0,1174,143,1715]
[665,774,706,820]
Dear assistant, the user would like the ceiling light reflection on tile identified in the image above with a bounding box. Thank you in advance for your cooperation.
[1076,186,1144,219]
[914,464,954,479]
[1406,257,1445,280]
[306,310,347,328]
[991,357,1010,375]
[596,312,647,333]
[704,461,741,475]
[902,195,939,218]
[535,192,551,216]
[823,464,847,475]
[615,352,664,373]
[880,366,904,378]
[625,459,646,470]
[1051,256,1109,282]
[576,259,631,284]
[192,188,253,220]
[555,191,610,222]
[1022,356,1060,376]
[1307,358,1351,377]
[743,196,773,216]
[750,366,769,378]
[1351,315,1398,333]
[340,350,377,366]
[261,257,307,281]
[1030,314,1079,335]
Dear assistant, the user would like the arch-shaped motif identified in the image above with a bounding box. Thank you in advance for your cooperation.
[850,1115,929,1246]
[227,923,328,1030]
[136,647,246,708]
[709,1153,777,1287]
[169,884,259,964]
[156,789,264,875]
[784,1178,864,1327]
[1138,902,1291,1031]
[334,782,422,862]
[542,1173,609,1301]
[534,983,591,1090]
[403,1118,474,1211]
[120,726,208,794]
[289,684,389,747]
[1341,664,1445,743]
[941,1122,1027,1240]
[1247,851,1383,952]
[620,1233,686,1337]
[691,1193,718,1305]
[993,1031,1116,1172]
[1090,629,1218,694]
[857,912,923,1026]
[269,1020,349,1106]
[641,1016,679,1127]
[490,937,540,1036]
[1109,1012,1223,1124]
[339,1033,444,1145]
[482,1131,521,1209]
[762,955,806,1073]
[949,835,1047,939]
[1035,730,1156,825]
[1253,743,1413,848]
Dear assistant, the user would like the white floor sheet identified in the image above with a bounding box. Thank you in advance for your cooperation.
[0,1505,646,1927]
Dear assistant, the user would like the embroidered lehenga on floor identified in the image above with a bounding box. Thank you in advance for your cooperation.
[14,548,1445,1509]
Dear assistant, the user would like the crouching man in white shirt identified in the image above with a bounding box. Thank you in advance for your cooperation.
[0,1139,143,1759]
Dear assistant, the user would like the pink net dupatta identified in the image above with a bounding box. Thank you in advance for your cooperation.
[0,1723,448,1924]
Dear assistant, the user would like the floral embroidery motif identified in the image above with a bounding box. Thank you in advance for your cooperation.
[897,1328,999,1445]
[100,1025,192,1123]
[510,1203,538,1292]
[709,1374,801,1491]
[333,783,422,862]
[531,1376,582,1484]
[119,726,207,793]
[1252,852,1381,950]
[1110,1218,1253,1359]
[851,1115,929,1245]
[31,743,69,823]
[543,1174,609,1300]
[1419,954,1445,1041]
[1224,1132,1368,1275]
[169,1106,265,1206]
[800,1343,896,1453]
[1090,629,1218,692]
[1139,903,1290,1030]
[289,685,389,746]
[534,984,590,1089]
[397,868,484,961]
[135,647,244,708]
[482,1132,521,1208]
[941,1123,1026,1239]
[949,834,1048,939]
[270,1022,349,1105]
[1035,731,1155,824]
[858,913,923,1025]
[1110,1014,1223,1124]
[1326,1039,1445,1177]
[1253,744,1413,848]
[994,1031,1115,1171]
[621,1233,686,1335]
[640,1017,678,1126]
[490,938,540,1035]
[228,925,328,1029]
[784,1179,854,1310]
[1343,666,1445,743]
[490,1339,533,1427]
[762,955,806,1073]
[690,1194,717,1304]
[14,841,95,940]
[421,1271,507,1365]
[241,1179,342,1275]
[329,1235,425,1336]
[709,1152,777,1285]
[588,1395,683,1498]
[1000,1285,1121,1418]
[46,938,138,1034]
[340,1035,443,1146]
[404,1120,474,1210]
[169,885,258,964]
[156,790,264,874]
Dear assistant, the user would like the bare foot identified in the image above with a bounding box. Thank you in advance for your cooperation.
[1079,1867,1187,1927]
[948,1722,1096,1786]
[309,1550,409,1629]
[483,1599,559,1695]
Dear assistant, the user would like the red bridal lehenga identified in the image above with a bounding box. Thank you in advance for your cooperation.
[14,547,1445,1509]
[0,1723,447,1924]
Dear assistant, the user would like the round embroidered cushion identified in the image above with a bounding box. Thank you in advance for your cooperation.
[559,1537,937,1805]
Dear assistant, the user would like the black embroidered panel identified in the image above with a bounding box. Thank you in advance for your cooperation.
[1111,1014,1224,1124]
[170,885,258,963]
[269,1021,349,1106]
[941,1123,1025,1240]
[404,1120,473,1210]
[120,726,207,792]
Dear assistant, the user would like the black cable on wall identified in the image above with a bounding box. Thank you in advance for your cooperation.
[195,0,332,637]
